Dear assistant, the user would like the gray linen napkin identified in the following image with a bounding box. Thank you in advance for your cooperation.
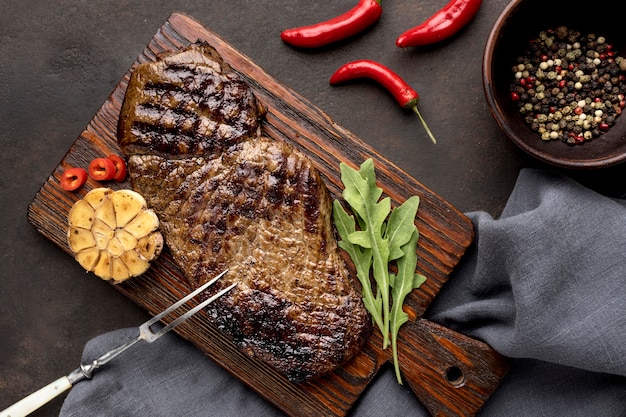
[60,168,626,416]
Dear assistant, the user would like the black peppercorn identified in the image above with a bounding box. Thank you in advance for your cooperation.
[510,26,626,144]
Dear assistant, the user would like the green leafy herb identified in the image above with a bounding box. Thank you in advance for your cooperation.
[333,200,381,332]
[390,228,427,383]
[333,158,425,384]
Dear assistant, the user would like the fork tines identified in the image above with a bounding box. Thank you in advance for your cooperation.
[140,269,235,343]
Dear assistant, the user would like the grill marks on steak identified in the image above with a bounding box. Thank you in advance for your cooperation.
[129,139,334,287]
[118,44,264,159]
[118,43,371,382]
[128,140,370,381]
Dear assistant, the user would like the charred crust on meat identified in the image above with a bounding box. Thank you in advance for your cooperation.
[118,43,371,382]
[118,43,265,159]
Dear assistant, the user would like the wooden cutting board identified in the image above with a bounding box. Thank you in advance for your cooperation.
[27,12,509,417]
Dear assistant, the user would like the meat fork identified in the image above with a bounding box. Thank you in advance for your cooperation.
[1,270,235,417]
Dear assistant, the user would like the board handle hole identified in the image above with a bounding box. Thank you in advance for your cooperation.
[445,366,465,387]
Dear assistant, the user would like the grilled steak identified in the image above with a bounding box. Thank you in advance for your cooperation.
[117,43,371,382]
[118,43,263,159]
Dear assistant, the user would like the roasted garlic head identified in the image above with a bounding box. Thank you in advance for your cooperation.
[67,188,163,283]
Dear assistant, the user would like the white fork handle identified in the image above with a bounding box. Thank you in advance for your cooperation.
[1,376,72,417]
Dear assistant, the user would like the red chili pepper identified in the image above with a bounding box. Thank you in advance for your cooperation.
[88,157,117,181]
[59,167,88,191]
[107,154,127,182]
[280,0,383,49]
[330,59,437,144]
[395,0,482,48]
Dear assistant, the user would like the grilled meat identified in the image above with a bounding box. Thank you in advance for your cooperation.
[118,43,264,159]
[117,43,371,382]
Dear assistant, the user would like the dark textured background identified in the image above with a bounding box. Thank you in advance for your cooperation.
[2,1,625,415]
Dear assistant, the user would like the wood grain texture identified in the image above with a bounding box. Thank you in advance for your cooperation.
[27,12,509,417]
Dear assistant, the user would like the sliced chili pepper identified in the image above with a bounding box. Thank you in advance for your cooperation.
[59,167,88,191]
[107,154,127,182]
[280,0,383,49]
[88,157,117,181]
[330,59,437,144]
[396,0,482,48]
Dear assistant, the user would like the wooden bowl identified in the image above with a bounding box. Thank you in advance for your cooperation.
[482,0,626,169]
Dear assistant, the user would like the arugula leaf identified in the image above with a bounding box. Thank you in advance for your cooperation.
[339,159,383,218]
[389,227,427,384]
[333,200,382,330]
[386,196,420,261]
[339,160,392,348]
[333,158,426,384]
